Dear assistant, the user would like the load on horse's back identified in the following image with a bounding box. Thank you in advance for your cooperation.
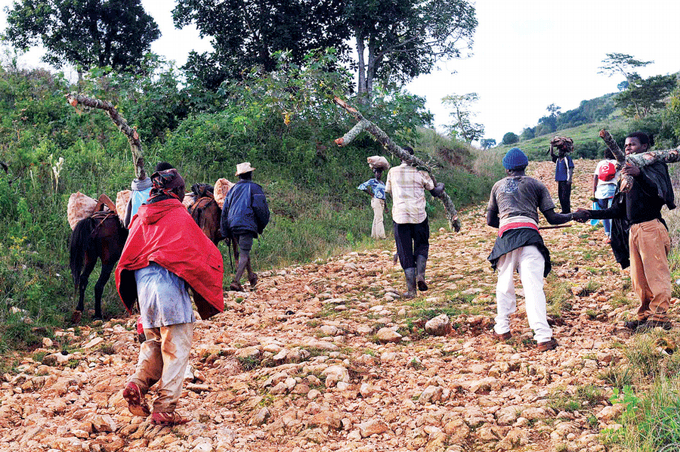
[185,183,222,245]
[68,195,128,323]
[185,181,239,262]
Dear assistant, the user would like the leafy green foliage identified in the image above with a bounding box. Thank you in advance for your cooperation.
[615,74,677,119]
[347,0,477,95]
[3,0,160,72]
[502,132,519,145]
[442,92,484,143]
[172,0,350,89]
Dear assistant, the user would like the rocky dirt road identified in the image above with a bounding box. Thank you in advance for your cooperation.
[1,160,666,452]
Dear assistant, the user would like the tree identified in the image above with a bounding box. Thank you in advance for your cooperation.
[172,0,349,90]
[599,53,653,118]
[442,92,484,143]
[480,138,496,150]
[346,0,477,96]
[615,74,677,119]
[3,0,160,73]
[536,103,561,135]
[502,132,519,145]
[520,127,535,141]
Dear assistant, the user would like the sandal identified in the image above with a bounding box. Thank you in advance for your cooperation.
[123,382,150,417]
[151,411,190,426]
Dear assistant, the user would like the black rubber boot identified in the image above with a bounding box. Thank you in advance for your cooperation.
[416,255,428,291]
[403,267,417,299]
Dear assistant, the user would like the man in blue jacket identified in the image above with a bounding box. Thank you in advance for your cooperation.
[220,162,270,291]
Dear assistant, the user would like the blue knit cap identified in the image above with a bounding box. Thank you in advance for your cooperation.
[502,147,528,170]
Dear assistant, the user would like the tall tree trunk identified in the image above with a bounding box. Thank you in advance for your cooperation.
[355,31,367,97]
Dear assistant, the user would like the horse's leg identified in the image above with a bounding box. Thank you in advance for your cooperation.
[73,254,96,324]
[93,261,115,320]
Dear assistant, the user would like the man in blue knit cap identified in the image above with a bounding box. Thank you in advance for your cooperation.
[486,148,573,351]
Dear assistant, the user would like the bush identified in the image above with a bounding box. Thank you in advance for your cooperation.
[502,132,519,145]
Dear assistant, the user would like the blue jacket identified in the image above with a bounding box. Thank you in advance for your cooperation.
[220,180,270,238]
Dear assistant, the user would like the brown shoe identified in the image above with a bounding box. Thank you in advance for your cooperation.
[493,331,512,341]
[151,411,190,426]
[248,273,258,287]
[537,338,558,352]
[123,382,150,417]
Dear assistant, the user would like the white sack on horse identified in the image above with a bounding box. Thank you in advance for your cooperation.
[213,178,235,208]
[116,190,131,223]
[67,192,98,230]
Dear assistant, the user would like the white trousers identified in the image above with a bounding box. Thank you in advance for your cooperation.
[494,246,552,343]
[371,197,386,239]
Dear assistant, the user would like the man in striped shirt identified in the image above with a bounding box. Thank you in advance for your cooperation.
[385,146,443,298]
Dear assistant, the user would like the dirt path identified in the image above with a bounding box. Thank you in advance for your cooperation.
[0,160,658,452]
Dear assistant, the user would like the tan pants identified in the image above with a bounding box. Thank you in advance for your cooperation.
[371,197,386,239]
[630,219,671,321]
[130,322,193,413]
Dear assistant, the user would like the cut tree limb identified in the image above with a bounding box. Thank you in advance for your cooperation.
[599,129,680,192]
[333,97,461,231]
[66,93,146,179]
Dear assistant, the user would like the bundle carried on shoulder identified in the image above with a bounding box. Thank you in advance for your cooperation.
[67,192,98,230]
[367,156,390,171]
[550,136,574,153]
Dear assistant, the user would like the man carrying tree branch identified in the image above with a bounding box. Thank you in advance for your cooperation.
[573,132,675,332]
[385,146,444,298]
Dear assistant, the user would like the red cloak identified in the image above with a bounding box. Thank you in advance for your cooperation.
[115,198,224,320]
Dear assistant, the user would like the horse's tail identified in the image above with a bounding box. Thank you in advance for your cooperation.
[69,217,95,289]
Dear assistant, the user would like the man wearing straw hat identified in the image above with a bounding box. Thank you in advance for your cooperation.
[220,162,270,291]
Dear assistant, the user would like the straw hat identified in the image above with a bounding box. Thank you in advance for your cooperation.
[235,162,256,176]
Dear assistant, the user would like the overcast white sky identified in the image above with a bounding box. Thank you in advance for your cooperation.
[1,0,679,143]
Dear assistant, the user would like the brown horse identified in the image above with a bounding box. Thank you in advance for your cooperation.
[69,210,128,322]
[186,183,239,262]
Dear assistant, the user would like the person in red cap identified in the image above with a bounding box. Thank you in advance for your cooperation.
[592,149,619,243]
[116,168,224,426]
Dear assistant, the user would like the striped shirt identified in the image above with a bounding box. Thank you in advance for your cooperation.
[385,163,434,224]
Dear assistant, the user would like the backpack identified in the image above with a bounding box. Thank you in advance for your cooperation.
[598,162,616,181]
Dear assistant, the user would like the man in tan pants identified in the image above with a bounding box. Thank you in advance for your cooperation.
[574,132,675,331]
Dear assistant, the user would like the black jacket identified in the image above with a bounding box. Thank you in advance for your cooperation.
[220,180,270,238]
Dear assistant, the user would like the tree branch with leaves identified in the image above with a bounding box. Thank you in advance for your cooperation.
[66,93,146,179]
[333,97,461,231]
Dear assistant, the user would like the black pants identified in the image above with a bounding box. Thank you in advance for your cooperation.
[557,181,571,213]
[394,219,429,270]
